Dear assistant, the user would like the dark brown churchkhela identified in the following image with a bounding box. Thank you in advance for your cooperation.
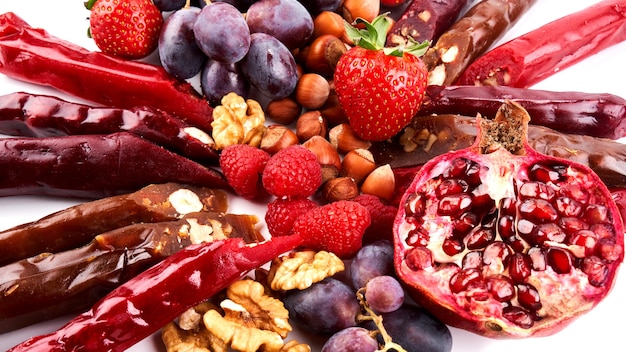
[0,92,218,163]
[370,114,626,189]
[0,183,229,266]
[418,85,626,139]
[456,0,626,87]
[0,211,263,333]
[422,0,536,86]
[0,12,214,131]
[0,132,229,198]
[386,0,469,46]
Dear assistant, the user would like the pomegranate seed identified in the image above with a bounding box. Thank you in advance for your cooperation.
[471,184,496,211]
[452,212,479,238]
[581,256,609,287]
[405,192,426,217]
[560,184,589,205]
[449,268,482,293]
[529,163,563,183]
[585,204,609,224]
[519,182,556,201]
[436,178,469,197]
[516,283,542,311]
[547,247,573,273]
[532,223,566,245]
[595,237,624,262]
[528,247,547,271]
[499,197,516,216]
[443,157,469,179]
[508,253,532,283]
[558,217,589,235]
[517,219,536,238]
[488,275,515,302]
[465,161,482,186]
[568,230,598,258]
[406,226,429,247]
[405,246,434,271]
[502,306,535,329]
[482,241,511,271]
[462,251,483,269]
[442,238,465,256]
[518,198,558,223]
[555,197,583,217]
[465,228,495,250]
[437,193,472,217]
[498,215,515,239]
[591,223,616,239]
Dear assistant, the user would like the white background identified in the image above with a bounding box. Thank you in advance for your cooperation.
[0,1,625,351]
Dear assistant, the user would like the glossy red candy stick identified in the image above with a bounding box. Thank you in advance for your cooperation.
[456,0,626,87]
[7,235,304,352]
[0,12,214,131]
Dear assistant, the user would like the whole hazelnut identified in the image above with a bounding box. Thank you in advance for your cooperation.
[260,125,300,154]
[302,135,342,183]
[328,123,371,154]
[313,11,346,39]
[341,148,376,184]
[323,176,360,203]
[296,110,328,142]
[342,0,380,25]
[361,164,395,202]
[266,97,302,125]
[304,35,347,77]
[295,73,331,110]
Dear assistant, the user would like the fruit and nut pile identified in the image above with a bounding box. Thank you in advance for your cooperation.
[1,0,625,351]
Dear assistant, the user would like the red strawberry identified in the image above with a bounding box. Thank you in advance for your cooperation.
[334,14,429,142]
[293,200,371,258]
[381,0,408,7]
[86,0,163,59]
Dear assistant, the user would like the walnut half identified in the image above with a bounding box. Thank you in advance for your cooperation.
[211,92,266,150]
[267,250,345,291]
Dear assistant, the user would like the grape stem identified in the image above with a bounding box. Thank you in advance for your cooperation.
[356,288,408,352]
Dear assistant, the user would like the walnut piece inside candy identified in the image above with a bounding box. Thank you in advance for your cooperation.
[267,250,345,291]
[211,92,266,150]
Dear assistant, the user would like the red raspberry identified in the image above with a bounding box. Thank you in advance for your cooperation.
[293,200,371,258]
[265,197,319,237]
[353,194,398,243]
[219,144,270,200]
[262,145,322,199]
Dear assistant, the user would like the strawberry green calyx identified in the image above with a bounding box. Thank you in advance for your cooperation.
[344,13,430,58]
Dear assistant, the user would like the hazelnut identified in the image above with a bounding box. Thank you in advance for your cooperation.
[312,11,346,39]
[322,177,359,203]
[320,82,349,126]
[328,123,371,154]
[302,135,341,183]
[342,0,380,25]
[266,97,302,125]
[341,148,376,184]
[304,34,347,77]
[296,110,328,142]
[295,73,330,110]
[260,125,300,154]
[361,164,395,202]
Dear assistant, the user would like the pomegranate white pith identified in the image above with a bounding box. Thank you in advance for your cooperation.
[393,101,624,338]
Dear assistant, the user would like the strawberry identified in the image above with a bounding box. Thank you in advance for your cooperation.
[334,14,429,142]
[86,0,163,60]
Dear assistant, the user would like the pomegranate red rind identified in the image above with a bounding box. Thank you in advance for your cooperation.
[393,101,624,338]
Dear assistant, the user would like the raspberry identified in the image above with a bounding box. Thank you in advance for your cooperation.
[293,200,371,258]
[219,144,270,200]
[265,197,319,237]
[353,194,398,243]
[262,145,322,199]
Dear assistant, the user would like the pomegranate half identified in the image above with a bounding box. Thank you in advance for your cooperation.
[393,100,624,338]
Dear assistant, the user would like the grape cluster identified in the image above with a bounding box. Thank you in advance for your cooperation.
[284,240,454,352]
[155,0,325,104]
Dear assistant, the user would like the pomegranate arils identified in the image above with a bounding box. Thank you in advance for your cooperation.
[394,101,624,337]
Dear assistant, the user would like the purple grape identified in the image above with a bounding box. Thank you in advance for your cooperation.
[240,32,298,99]
[153,0,186,11]
[299,0,343,15]
[200,59,250,106]
[321,327,378,352]
[350,240,395,289]
[283,278,360,335]
[158,7,206,80]
[364,305,453,352]
[193,2,251,63]
[246,0,314,49]
[364,275,405,313]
